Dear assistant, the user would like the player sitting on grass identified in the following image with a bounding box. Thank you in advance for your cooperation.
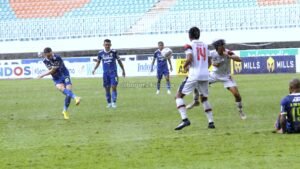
[275,78,300,134]
[38,47,81,120]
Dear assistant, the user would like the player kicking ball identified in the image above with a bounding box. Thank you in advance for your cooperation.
[92,39,125,108]
[174,27,215,130]
[186,39,247,120]
[150,41,173,95]
[38,47,81,120]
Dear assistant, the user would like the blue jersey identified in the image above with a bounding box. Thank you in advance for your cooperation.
[98,49,120,74]
[43,54,70,80]
[154,49,168,71]
[280,93,300,132]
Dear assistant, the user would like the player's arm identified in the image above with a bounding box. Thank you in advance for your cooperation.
[38,67,58,78]
[167,57,173,72]
[225,51,242,62]
[279,112,287,133]
[117,59,125,77]
[92,59,101,75]
[150,54,156,72]
[38,59,60,79]
[184,53,193,71]
[183,44,192,71]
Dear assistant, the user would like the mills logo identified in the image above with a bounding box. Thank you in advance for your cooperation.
[234,61,242,73]
[267,57,275,72]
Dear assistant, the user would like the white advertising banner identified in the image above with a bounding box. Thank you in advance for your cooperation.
[0,56,177,79]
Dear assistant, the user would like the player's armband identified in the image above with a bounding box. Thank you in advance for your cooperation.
[183,44,192,50]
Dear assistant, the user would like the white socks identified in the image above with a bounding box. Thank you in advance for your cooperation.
[176,98,187,120]
[202,101,214,123]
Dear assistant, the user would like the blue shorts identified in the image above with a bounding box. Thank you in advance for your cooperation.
[157,68,169,79]
[53,76,72,86]
[103,72,118,87]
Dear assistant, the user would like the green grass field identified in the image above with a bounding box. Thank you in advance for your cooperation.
[1,74,299,169]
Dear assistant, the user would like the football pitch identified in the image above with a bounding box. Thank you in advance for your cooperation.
[0,74,299,169]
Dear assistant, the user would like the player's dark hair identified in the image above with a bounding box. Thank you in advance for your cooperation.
[43,47,52,53]
[158,41,164,46]
[212,39,226,49]
[290,78,300,89]
[188,27,200,40]
[104,39,111,43]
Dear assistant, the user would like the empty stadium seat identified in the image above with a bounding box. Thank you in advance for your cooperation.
[0,0,299,41]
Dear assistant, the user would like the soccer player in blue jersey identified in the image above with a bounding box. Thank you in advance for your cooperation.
[38,47,81,120]
[275,78,300,134]
[150,41,173,94]
[92,39,125,108]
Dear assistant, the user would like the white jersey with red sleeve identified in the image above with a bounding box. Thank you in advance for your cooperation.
[184,40,209,81]
[210,49,234,75]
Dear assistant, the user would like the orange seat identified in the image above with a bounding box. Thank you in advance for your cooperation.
[10,0,91,18]
[257,0,297,6]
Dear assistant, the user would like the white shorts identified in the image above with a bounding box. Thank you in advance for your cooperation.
[209,72,237,88]
[178,77,209,97]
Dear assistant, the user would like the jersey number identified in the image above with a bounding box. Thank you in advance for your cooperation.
[291,106,300,122]
[197,47,206,61]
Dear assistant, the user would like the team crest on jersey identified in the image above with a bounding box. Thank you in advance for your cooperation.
[267,57,275,72]
[234,61,242,73]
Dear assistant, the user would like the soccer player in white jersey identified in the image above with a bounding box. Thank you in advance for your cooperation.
[174,27,215,130]
[186,39,247,120]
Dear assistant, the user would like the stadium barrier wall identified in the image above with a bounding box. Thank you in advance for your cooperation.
[0,56,178,79]
[0,48,299,79]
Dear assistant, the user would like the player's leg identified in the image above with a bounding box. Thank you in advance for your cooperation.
[227,86,246,120]
[103,74,112,108]
[156,75,162,94]
[274,113,282,132]
[174,78,193,130]
[165,74,171,94]
[198,81,215,128]
[221,75,246,120]
[111,75,118,108]
[164,69,171,94]
[55,83,71,119]
[187,73,215,109]
[186,88,200,109]
[65,83,80,106]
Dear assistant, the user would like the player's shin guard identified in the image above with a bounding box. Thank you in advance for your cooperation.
[112,91,117,103]
[106,91,111,103]
[176,98,187,120]
[63,89,76,99]
[202,101,214,123]
[64,96,71,111]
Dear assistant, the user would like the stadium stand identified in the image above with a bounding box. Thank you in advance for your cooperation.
[0,0,299,41]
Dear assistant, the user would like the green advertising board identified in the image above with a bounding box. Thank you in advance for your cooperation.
[240,48,298,57]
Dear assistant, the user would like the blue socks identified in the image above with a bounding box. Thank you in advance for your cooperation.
[64,96,71,111]
[106,91,111,103]
[63,89,76,99]
[112,91,117,103]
